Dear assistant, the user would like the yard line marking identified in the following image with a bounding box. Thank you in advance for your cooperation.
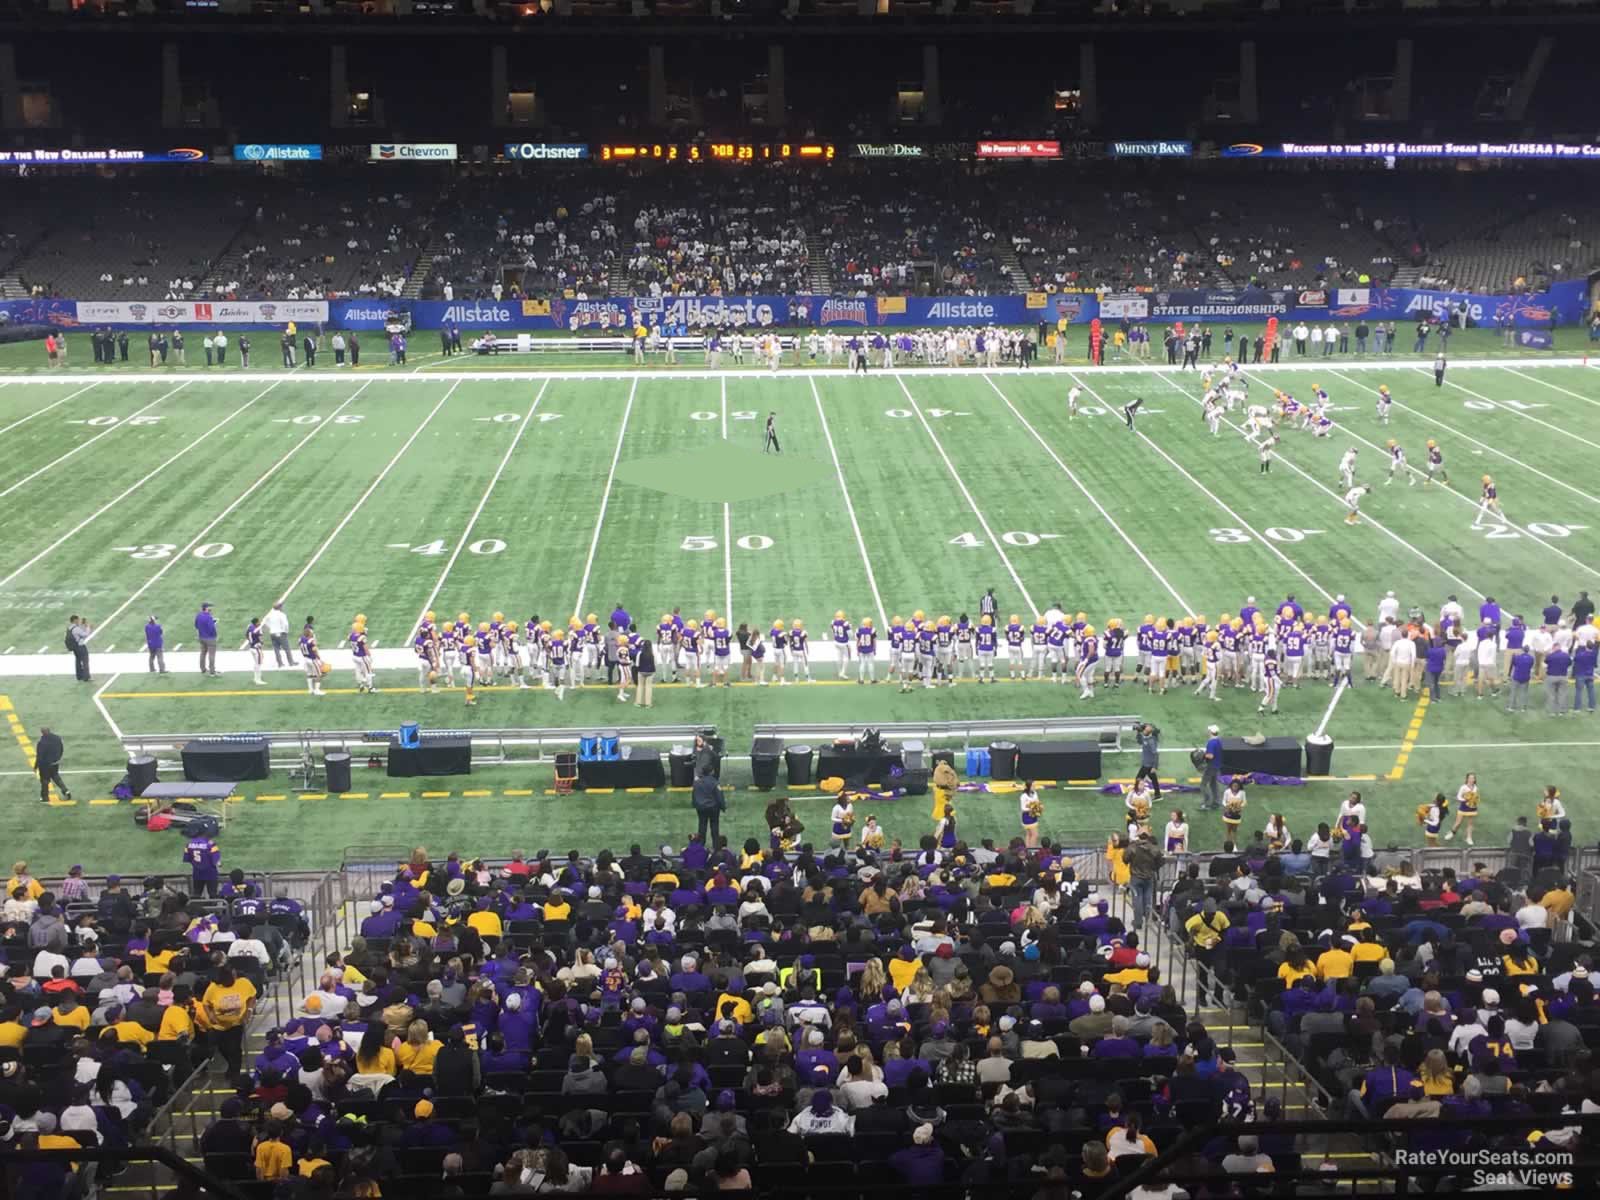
[95,382,370,640]
[1505,365,1600,411]
[1156,372,1486,599]
[1,386,272,593]
[895,374,1037,615]
[720,377,733,627]
[1332,368,1600,509]
[1388,692,1431,781]
[276,382,460,609]
[1327,369,1600,581]
[571,378,636,619]
[409,380,549,641]
[92,673,125,742]
[811,377,888,629]
[1424,368,1600,454]
[0,381,99,440]
[1313,679,1350,740]
[986,372,1191,614]
[0,381,189,501]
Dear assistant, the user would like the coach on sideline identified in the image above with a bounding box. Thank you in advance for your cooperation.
[263,602,295,666]
[36,727,70,803]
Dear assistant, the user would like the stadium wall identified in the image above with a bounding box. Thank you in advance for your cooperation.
[0,281,1588,332]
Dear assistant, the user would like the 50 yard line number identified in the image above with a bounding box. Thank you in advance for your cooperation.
[683,535,773,551]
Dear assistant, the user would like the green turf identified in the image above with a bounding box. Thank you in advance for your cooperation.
[3,350,1598,878]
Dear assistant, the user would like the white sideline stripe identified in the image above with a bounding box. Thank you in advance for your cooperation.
[0,356,1587,386]
[1148,371,1488,600]
[1505,365,1600,411]
[1326,369,1600,582]
[895,373,1037,616]
[0,381,189,501]
[0,386,270,593]
[94,382,369,641]
[1313,679,1349,740]
[276,382,460,609]
[1425,368,1600,456]
[0,381,99,439]
[92,673,125,742]
[988,371,1192,613]
[811,377,889,630]
[1331,368,1600,510]
[408,381,549,642]
[571,378,636,620]
[720,377,733,629]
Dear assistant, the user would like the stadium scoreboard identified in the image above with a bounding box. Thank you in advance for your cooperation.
[598,143,836,163]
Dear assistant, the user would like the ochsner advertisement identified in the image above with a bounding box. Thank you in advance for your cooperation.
[75,300,330,326]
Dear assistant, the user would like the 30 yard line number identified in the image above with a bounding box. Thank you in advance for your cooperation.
[1210,526,1323,544]
[112,542,233,560]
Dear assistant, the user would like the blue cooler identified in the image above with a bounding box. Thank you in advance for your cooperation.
[398,722,420,749]
[978,749,992,776]
[965,749,981,776]
[579,734,601,761]
[600,730,620,760]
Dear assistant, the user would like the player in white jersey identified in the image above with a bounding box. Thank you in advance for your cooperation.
[1385,440,1414,486]
[1244,404,1273,443]
[1195,632,1220,700]
[1338,447,1359,490]
[1375,384,1392,424]
[1067,385,1082,418]
[1203,395,1222,437]
[1344,484,1372,525]
[1225,384,1246,412]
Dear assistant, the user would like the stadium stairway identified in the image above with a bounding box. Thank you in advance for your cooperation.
[1128,886,1383,1180]
[403,236,442,300]
[805,232,833,293]
[997,243,1029,293]
[0,273,27,300]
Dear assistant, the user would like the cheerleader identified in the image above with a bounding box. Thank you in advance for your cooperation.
[1019,780,1043,849]
[859,814,885,850]
[1125,777,1154,836]
[1256,814,1284,853]
[935,804,959,852]
[1419,792,1448,845]
[1164,810,1189,855]
[1446,772,1479,845]
[830,796,855,846]
[1221,778,1247,844]
[1537,785,1565,832]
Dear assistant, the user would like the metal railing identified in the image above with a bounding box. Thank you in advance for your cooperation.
[120,722,718,773]
[752,713,1144,752]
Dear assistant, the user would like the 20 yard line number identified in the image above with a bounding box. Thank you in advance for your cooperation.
[683,534,773,551]
[1476,522,1586,541]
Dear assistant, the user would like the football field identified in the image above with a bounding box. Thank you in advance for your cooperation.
[3,354,1599,875]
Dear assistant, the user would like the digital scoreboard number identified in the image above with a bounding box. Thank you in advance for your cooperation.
[598,143,835,163]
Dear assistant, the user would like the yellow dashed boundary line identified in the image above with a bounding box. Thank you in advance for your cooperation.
[1,693,75,804]
[1388,692,1431,781]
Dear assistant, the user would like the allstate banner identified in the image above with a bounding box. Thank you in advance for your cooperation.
[75,300,329,326]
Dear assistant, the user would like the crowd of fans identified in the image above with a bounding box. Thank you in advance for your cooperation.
[5,170,1599,311]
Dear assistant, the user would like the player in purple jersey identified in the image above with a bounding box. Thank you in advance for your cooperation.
[414,628,439,693]
[789,620,812,682]
[348,618,376,694]
[1004,616,1026,681]
[976,616,998,684]
[831,611,853,678]
[1103,619,1126,687]
[656,615,678,684]
[1076,628,1100,699]
[711,619,732,688]
[547,631,569,699]
[855,619,878,683]
[300,620,324,696]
